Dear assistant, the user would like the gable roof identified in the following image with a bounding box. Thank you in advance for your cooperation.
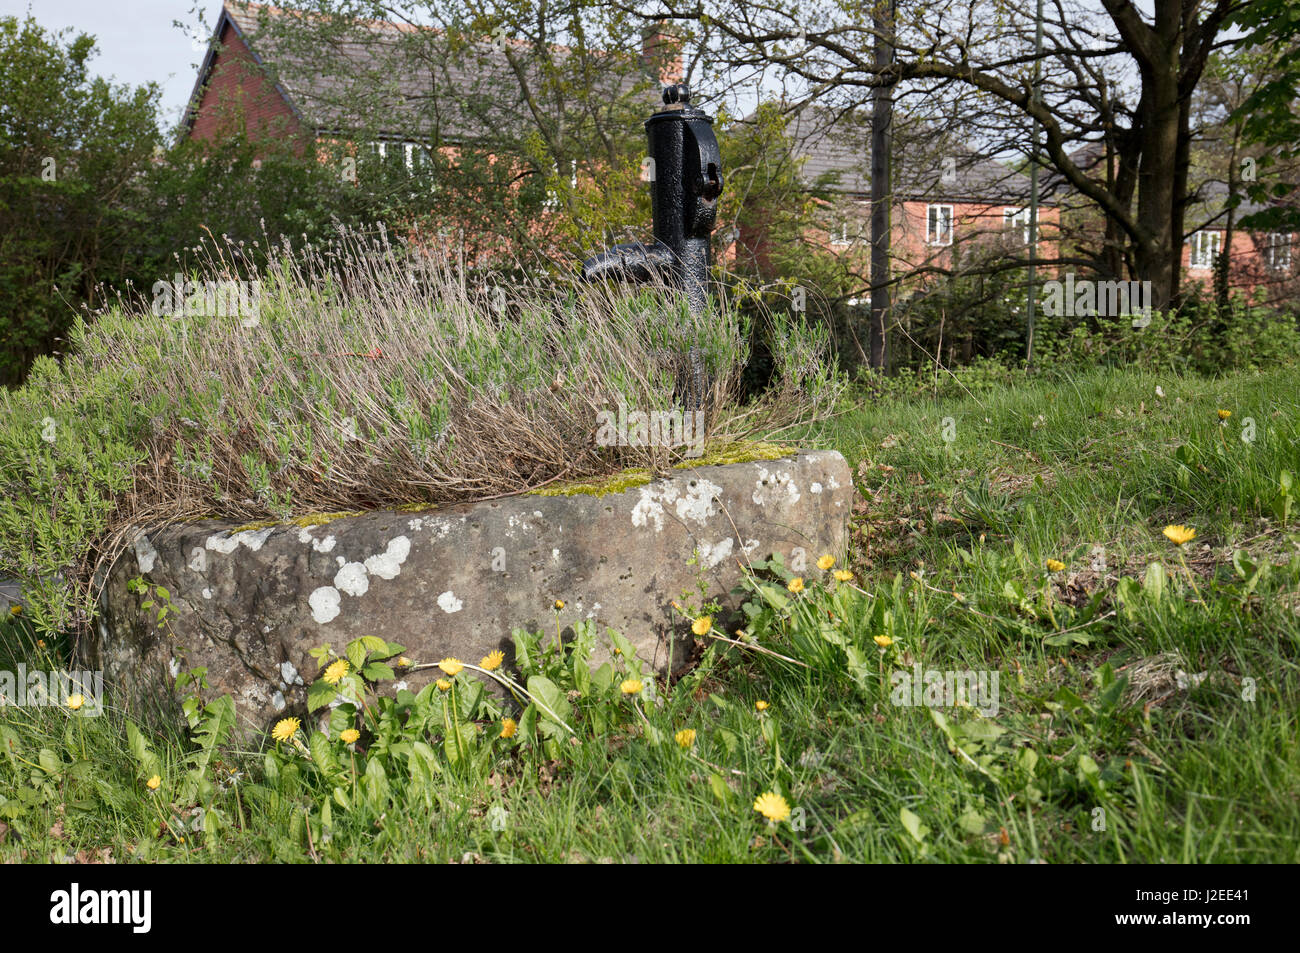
[780,103,1047,206]
[185,2,666,143]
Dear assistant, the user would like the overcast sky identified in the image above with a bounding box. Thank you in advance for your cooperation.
[0,1,220,130]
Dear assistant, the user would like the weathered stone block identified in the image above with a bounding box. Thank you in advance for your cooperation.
[89,450,852,730]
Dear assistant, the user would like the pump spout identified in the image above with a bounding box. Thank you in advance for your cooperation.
[581,241,675,284]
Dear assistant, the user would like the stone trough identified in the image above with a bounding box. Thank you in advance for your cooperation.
[89,449,853,730]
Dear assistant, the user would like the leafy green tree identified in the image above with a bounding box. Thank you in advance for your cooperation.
[1227,0,1300,232]
[0,15,162,386]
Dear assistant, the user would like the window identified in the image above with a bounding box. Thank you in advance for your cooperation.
[830,221,854,246]
[927,204,953,246]
[544,159,578,209]
[1003,207,1031,244]
[1267,232,1293,272]
[1189,230,1221,270]
[365,140,434,183]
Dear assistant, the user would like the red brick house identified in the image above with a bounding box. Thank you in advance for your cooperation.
[736,104,1060,292]
[1063,143,1296,304]
[183,3,681,204]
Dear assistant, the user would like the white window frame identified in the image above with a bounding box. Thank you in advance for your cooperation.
[830,221,853,246]
[1189,230,1221,270]
[1003,207,1031,244]
[927,204,953,246]
[1266,232,1292,272]
[544,159,578,209]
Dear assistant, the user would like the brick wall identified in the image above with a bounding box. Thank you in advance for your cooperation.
[187,18,310,150]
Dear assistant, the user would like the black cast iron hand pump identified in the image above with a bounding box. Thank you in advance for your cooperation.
[582,83,723,315]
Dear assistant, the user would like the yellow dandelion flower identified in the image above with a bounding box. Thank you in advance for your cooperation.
[436,678,452,692]
[1217,409,1232,420]
[397,656,412,667]
[500,717,518,739]
[7,605,20,616]
[437,657,463,676]
[675,728,697,749]
[874,635,893,648]
[553,599,565,610]
[817,554,836,571]
[692,616,712,636]
[323,659,349,685]
[340,728,360,745]
[480,650,505,671]
[271,717,300,743]
[833,569,853,582]
[753,791,791,823]
[1163,524,1196,546]
[1046,559,1066,572]
[620,678,643,695]
[146,775,161,791]
[787,577,805,594]
[755,700,769,712]
[65,693,85,710]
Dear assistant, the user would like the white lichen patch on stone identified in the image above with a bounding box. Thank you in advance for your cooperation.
[271,690,286,712]
[811,482,823,494]
[309,586,342,624]
[279,661,303,687]
[238,527,274,551]
[752,467,800,506]
[206,533,240,555]
[407,517,424,532]
[169,657,181,678]
[551,548,561,562]
[697,538,733,568]
[207,527,275,555]
[188,546,208,573]
[334,561,370,597]
[364,536,410,580]
[675,479,722,523]
[631,487,666,532]
[437,590,464,613]
[313,535,337,553]
[201,587,212,599]
[133,535,159,574]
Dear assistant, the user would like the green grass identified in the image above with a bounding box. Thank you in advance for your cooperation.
[2,362,1298,863]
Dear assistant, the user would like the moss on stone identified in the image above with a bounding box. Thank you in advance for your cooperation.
[227,519,280,534]
[674,441,795,469]
[528,468,653,498]
[228,511,364,534]
[525,442,796,498]
[395,502,439,513]
[289,511,365,528]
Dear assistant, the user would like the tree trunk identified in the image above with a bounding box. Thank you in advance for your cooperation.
[1132,68,1182,311]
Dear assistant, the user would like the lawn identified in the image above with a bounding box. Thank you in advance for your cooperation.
[2,361,1298,863]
